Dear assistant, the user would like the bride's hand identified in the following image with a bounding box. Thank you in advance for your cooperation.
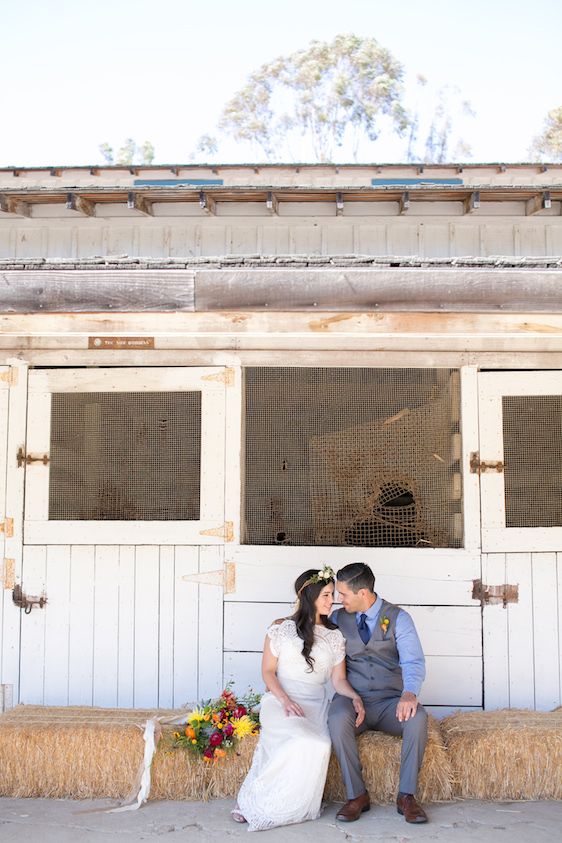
[282,696,305,717]
[352,696,365,727]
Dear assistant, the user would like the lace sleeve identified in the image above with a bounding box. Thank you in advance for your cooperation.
[331,629,347,665]
[266,624,280,657]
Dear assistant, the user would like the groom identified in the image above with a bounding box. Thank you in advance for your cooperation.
[328,562,428,824]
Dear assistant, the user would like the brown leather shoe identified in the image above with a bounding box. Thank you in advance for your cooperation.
[336,791,370,822]
[396,793,428,823]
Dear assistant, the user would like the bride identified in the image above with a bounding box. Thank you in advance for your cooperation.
[233,566,365,831]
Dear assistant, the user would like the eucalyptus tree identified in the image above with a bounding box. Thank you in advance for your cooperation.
[530,107,562,160]
[217,34,409,162]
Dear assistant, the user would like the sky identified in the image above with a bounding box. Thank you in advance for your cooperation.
[2,0,562,167]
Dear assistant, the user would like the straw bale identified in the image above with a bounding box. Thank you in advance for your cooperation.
[151,730,257,801]
[441,709,562,800]
[0,705,176,799]
[324,715,453,804]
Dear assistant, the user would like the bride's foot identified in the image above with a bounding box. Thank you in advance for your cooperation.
[231,807,247,824]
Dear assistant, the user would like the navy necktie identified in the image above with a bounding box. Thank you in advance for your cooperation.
[358,613,371,644]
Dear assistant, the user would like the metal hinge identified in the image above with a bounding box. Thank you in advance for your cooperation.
[0,367,18,387]
[472,578,518,607]
[182,562,236,594]
[199,521,234,542]
[0,518,14,538]
[16,447,49,468]
[1,559,15,590]
[470,452,504,474]
[201,368,235,387]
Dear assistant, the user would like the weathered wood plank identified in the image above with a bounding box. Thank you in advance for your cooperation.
[0,270,195,312]
[194,269,562,312]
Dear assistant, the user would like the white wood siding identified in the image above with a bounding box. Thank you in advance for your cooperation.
[18,544,223,707]
[482,552,562,711]
[1,215,562,260]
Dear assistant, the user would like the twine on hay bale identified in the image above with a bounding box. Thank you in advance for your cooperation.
[324,715,453,804]
[441,709,562,801]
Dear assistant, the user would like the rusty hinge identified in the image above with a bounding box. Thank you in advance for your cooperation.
[182,562,236,594]
[199,521,234,542]
[470,452,504,474]
[201,368,235,387]
[0,518,14,538]
[0,367,18,387]
[473,578,518,607]
[1,559,15,590]
[16,447,49,468]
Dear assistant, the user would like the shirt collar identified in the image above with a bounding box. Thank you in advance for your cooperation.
[357,594,382,621]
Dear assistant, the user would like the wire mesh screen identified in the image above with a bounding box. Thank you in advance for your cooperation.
[503,395,562,528]
[49,391,201,520]
[244,368,462,547]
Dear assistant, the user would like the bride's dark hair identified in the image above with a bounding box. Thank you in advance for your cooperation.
[292,569,337,671]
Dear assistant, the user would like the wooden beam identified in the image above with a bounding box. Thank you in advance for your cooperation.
[526,191,551,216]
[336,192,344,216]
[463,191,480,214]
[399,191,410,215]
[66,193,95,217]
[0,194,30,217]
[199,190,215,215]
[127,192,153,216]
[266,191,278,215]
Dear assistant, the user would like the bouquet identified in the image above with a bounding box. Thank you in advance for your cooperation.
[173,685,261,762]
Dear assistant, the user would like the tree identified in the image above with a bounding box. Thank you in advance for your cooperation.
[405,80,475,163]
[530,107,562,161]
[218,34,409,162]
[98,139,156,165]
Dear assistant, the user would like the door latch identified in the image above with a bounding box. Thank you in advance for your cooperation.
[16,447,49,468]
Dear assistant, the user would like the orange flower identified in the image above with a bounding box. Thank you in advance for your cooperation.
[185,726,196,740]
[213,748,226,760]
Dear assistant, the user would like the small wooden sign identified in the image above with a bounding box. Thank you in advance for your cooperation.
[88,336,155,350]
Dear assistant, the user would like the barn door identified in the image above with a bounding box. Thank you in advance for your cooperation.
[478,371,562,711]
[17,366,231,707]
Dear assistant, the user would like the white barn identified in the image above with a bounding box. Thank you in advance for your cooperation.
[1,162,561,718]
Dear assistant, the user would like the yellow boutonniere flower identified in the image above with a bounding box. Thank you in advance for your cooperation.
[380,616,390,635]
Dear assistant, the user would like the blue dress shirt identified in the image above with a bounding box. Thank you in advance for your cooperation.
[336,595,426,697]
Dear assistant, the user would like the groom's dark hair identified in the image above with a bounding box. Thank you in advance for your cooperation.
[337,563,375,593]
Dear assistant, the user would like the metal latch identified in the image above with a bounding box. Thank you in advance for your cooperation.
[470,452,504,474]
[17,447,49,468]
[473,579,518,607]
[12,584,48,613]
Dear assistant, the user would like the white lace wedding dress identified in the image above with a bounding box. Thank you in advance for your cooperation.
[236,619,346,831]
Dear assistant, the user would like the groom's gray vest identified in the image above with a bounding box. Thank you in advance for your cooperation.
[335,600,403,703]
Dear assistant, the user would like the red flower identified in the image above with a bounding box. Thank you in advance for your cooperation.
[233,705,247,718]
[223,722,234,737]
[202,747,214,760]
[209,731,224,747]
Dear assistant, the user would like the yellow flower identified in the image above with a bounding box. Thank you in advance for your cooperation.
[232,715,255,739]
[188,708,205,724]
[191,739,197,745]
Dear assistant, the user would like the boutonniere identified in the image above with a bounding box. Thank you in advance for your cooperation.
[380,616,390,636]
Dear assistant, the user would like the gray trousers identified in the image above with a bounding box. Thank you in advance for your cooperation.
[328,694,428,799]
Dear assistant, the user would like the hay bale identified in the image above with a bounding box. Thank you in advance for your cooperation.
[0,705,174,799]
[151,731,257,801]
[441,709,562,800]
[324,715,453,804]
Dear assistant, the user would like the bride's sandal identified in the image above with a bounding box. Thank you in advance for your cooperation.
[231,808,247,824]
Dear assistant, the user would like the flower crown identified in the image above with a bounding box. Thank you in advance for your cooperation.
[297,565,335,595]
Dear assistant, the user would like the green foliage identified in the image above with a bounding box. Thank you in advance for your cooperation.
[530,107,562,161]
[406,83,475,164]
[218,34,408,162]
[98,139,156,165]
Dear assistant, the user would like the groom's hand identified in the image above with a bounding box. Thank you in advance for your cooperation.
[396,691,418,722]
[352,696,365,727]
